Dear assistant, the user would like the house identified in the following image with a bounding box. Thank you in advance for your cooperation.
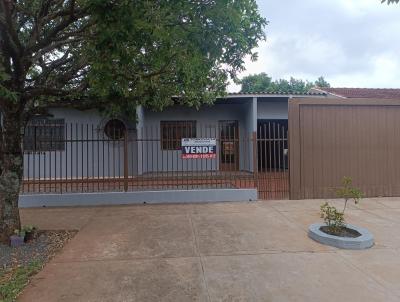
[20,91,326,206]
[19,88,400,206]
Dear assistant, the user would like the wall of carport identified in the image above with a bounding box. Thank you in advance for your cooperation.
[289,98,400,199]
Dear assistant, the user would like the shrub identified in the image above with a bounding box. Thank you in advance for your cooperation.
[320,177,363,234]
[21,225,36,233]
[320,202,345,235]
[335,176,363,213]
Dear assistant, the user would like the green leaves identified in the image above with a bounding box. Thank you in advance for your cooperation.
[314,76,330,88]
[0,68,18,103]
[86,0,266,112]
[319,177,364,235]
[336,177,363,207]
[2,0,265,114]
[0,261,42,302]
[239,73,330,94]
[240,72,272,93]
[320,202,345,234]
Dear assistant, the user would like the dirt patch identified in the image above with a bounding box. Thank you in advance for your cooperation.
[0,230,76,270]
[320,226,361,238]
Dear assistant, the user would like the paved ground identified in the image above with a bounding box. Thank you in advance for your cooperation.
[18,198,400,302]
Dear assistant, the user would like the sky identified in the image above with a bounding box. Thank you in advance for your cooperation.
[228,0,400,92]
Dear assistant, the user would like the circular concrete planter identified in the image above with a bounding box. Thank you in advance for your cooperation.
[308,223,374,250]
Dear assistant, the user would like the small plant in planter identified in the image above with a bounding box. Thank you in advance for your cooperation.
[319,177,363,237]
[10,229,26,248]
[22,225,38,242]
[308,177,374,249]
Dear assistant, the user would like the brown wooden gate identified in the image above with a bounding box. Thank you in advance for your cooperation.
[289,98,400,199]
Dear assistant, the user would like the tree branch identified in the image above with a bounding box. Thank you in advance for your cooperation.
[0,0,23,54]
[27,0,87,54]
[30,36,84,63]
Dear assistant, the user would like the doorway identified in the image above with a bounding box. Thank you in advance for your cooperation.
[219,120,239,171]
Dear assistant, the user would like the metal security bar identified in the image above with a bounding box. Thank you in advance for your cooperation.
[257,121,289,200]
[21,122,289,199]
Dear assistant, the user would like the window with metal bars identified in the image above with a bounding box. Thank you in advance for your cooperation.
[24,118,65,152]
[160,121,196,150]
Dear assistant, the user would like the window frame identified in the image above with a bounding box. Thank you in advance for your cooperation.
[104,119,126,140]
[24,118,65,152]
[160,120,197,150]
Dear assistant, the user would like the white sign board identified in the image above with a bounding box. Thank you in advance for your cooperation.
[181,138,217,159]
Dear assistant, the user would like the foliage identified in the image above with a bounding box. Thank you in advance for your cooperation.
[13,229,25,238]
[240,72,273,93]
[320,177,363,234]
[382,0,399,3]
[87,1,267,112]
[0,0,266,114]
[320,202,345,235]
[336,176,363,215]
[0,261,42,302]
[0,0,266,240]
[21,225,36,233]
[239,73,330,93]
[314,76,330,88]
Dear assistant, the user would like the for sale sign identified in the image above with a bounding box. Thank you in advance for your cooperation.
[181,138,217,159]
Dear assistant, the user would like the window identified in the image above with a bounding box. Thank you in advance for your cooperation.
[160,121,196,150]
[24,118,65,152]
[104,119,126,140]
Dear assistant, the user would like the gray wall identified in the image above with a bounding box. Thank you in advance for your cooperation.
[257,98,288,120]
[23,108,138,180]
[140,101,256,174]
[23,97,291,180]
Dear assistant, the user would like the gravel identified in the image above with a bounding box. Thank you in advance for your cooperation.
[0,231,76,270]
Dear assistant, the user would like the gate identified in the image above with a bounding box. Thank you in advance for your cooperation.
[256,120,289,200]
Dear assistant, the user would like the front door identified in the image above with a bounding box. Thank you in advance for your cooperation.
[219,120,239,171]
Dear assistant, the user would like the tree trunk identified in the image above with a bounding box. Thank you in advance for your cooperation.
[0,110,23,243]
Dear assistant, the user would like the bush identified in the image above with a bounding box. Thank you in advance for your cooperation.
[21,225,36,233]
[320,177,363,234]
[320,202,345,235]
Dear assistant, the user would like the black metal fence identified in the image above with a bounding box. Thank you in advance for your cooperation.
[22,121,289,199]
[257,121,289,199]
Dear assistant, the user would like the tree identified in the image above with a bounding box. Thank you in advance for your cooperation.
[314,76,330,88]
[0,0,266,241]
[240,72,272,93]
[239,73,330,93]
[382,0,399,3]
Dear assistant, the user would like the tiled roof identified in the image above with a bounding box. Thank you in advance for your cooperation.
[314,87,400,99]
[227,91,326,96]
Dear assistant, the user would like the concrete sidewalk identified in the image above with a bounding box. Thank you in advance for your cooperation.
[18,198,400,301]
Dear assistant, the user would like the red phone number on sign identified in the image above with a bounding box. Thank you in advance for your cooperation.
[182,153,217,159]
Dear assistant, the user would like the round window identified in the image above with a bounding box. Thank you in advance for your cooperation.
[104,119,126,140]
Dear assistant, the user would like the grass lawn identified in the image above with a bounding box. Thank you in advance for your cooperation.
[0,230,76,302]
[0,261,42,302]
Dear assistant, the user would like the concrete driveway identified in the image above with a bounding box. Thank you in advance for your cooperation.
[18,198,400,301]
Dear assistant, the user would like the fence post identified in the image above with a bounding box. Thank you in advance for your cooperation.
[252,131,258,189]
[123,131,128,192]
